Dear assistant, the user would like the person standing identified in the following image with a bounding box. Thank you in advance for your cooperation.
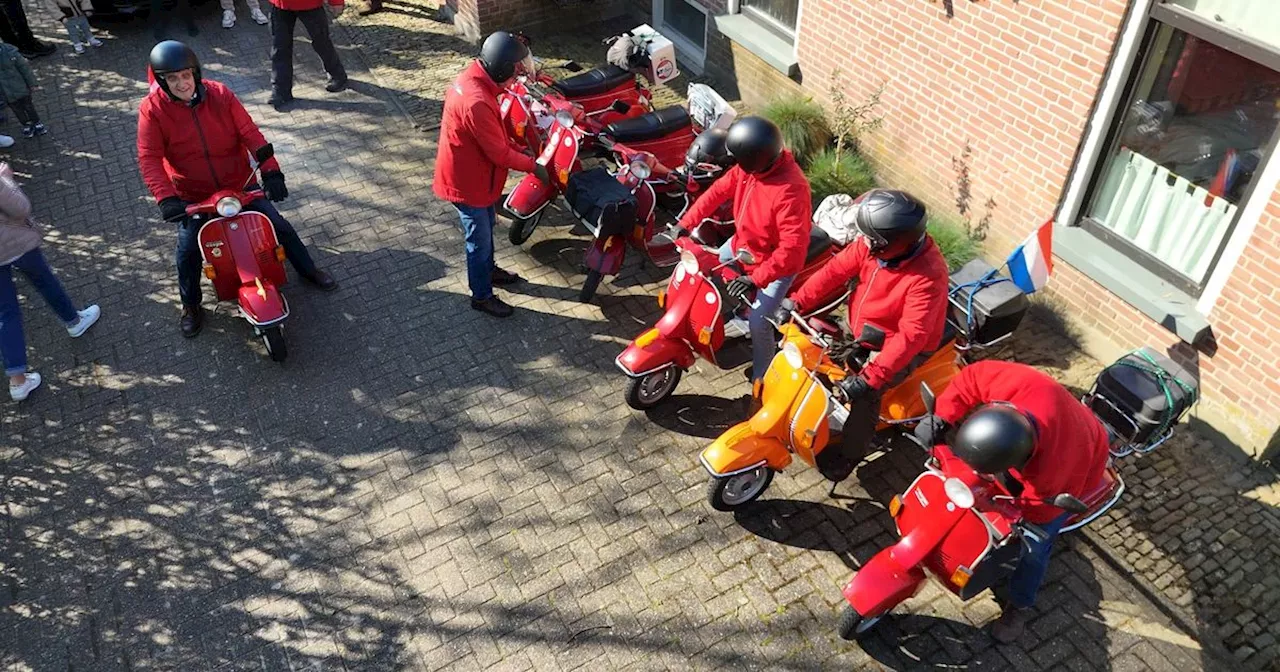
[0,162,101,401]
[266,0,347,110]
[0,40,47,138]
[0,0,55,58]
[433,31,549,318]
[44,0,103,55]
[222,0,270,28]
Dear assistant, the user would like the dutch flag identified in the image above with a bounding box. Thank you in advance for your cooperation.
[1006,220,1055,294]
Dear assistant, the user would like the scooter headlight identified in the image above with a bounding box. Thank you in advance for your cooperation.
[216,196,242,218]
[678,248,700,276]
[630,160,652,180]
[555,109,576,129]
[782,341,804,369]
[944,477,975,509]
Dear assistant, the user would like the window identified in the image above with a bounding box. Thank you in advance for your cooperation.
[662,0,706,50]
[741,0,800,41]
[1080,0,1280,295]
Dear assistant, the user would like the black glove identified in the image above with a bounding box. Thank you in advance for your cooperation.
[672,225,692,238]
[262,170,289,202]
[533,164,553,186]
[159,196,191,223]
[912,414,949,448]
[768,297,796,326]
[725,274,756,301]
[838,375,873,402]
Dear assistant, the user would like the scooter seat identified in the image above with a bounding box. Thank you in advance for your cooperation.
[604,106,692,143]
[804,226,834,264]
[551,65,634,98]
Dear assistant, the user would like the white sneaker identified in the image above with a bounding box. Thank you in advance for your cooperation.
[723,317,751,339]
[66,305,101,338]
[10,372,41,401]
[222,9,236,27]
[0,135,13,148]
[73,42,84,54]
[88,37,103,47]
[250,7,268,24]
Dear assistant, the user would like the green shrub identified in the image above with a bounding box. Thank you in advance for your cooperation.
[928,216,981,270]
[760,97,832,166]
[805,148,876,208]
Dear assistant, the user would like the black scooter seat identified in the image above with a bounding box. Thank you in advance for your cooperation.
[805,227,834,264]
[551,65,634,98]
[604,106,692,143]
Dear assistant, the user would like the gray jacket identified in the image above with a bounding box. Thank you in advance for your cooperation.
[0,43,36,103]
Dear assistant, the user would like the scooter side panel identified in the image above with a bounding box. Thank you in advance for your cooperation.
[879,346,962,425]
[842,551,927,619]
[617,334,696,377]
[701,421,792,474]
[789,378,833,467]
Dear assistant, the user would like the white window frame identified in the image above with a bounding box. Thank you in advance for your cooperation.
[733,0,802,42]
[1056,0,1280,315]
[654,0,709,72]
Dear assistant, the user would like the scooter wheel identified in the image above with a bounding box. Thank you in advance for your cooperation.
[706,467,773,511]
[579,270,604,303]
[262,325,287,362]
[625,367,681,410]
[508,210,544,246]
[837,605,881,641]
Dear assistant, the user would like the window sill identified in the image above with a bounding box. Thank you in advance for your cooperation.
[713,14,799,77]
[1055,226,1212,346]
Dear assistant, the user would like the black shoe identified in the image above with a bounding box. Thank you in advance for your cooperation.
[302,270,339,291]
[471,296,514,318]
[491,267,522,286]
[20,42,56,58]
[324,78,348,93]
[180,305,204,338]
[268,92,293,110]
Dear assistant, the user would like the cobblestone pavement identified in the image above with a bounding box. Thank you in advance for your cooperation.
[0,3,1238,671]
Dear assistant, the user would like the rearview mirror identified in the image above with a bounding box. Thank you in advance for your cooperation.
[735,249,756,265]
[1052,493,1088,515]
[920,382,936,415]
[255,143,275,163]
[857,324,886,350]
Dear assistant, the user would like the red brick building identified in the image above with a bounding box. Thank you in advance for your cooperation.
[448,0,1280,460]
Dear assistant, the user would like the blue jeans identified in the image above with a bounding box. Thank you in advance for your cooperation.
[718,238,794,382]
[64,15,92,44]
[1010,512,1070,608]
[453,204,497,301]
[176,198,317,307]
[0,248,79,375]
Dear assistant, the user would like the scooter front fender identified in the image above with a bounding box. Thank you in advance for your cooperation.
[586,235,627,276]
[617,333,696,377]
[237,281,288,326]
[700,421,792,475]
[504,174,554,218]
[842,549,927,618]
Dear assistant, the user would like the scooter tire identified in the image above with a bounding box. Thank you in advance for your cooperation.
[837,605,881,641]
[508,210,544,246]
[624,367,681,410]
[262,325,287,363]
[706,467,772,511]
[579,270,604,303]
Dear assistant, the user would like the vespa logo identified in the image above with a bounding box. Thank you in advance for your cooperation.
[655,58,675,80]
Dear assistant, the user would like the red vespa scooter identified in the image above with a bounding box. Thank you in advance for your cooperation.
[616,235,849,410]
[835,384,1126,640]
[189,145,292,362]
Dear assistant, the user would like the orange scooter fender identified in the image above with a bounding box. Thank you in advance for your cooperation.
[700,421,792,476]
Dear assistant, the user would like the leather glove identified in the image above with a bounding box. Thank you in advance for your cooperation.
[326,3,345,18]
[768,297,796,326]
[838,375,873,402]
[725,274,756,301]
[159,196,191,223]
[262,171,289,202]
[912,414,949,448]
[533,163,553,187]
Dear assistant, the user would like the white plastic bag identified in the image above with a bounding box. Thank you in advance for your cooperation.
[814,194,860,245]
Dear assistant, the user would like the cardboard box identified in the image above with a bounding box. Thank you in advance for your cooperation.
[631,24,680,85]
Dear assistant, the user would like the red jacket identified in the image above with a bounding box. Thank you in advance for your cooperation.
[935,361,1111,523]
[137,79,282,204]
[433,61,537,208]
[791,237,949,389]
[678,151,811,287]
[267,0,340,11]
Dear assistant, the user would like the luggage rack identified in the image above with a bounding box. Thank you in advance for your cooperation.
[1082,389,1176,458]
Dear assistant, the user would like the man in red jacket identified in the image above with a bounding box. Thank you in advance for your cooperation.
[782,189,950,481]
[915,360,1111,643]
[434,32,549,318]
[266,0,347,110]
[677,116,810,383]
[138,42,337,338]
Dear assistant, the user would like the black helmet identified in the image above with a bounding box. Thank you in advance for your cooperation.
[951,404,1036,474]
[685,127,733,179]
[150,41,202,100]
[852,189,928,259]
[480,31,532,83]
[725,116,783,174]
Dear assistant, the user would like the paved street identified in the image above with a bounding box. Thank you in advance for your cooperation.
[0,4,1233,671]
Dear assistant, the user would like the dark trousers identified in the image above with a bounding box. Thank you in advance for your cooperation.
[818,351,934,481]
[176,198,318,307]
[0,0,39,52]
[269,5,346,97]
[149,0,196,35]
[8,97,38,125]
